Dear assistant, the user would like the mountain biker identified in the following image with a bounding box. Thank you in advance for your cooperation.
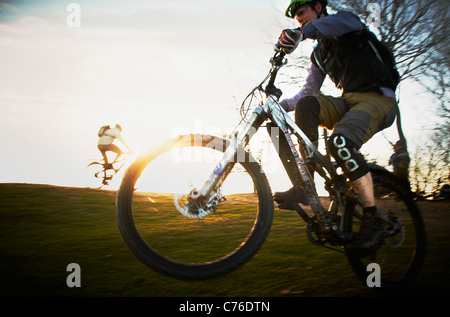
[97,124,133,166]
[274,0,399,255]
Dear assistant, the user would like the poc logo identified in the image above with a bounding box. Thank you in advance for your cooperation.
[332,136,359,172]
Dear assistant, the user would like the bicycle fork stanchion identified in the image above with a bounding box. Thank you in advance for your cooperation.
[191,103,268,202]
[268,101,331,231]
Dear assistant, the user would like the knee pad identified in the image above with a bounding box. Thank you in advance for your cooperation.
[328,133,369,181]
[295,96,320,116]
[295,96,320,143]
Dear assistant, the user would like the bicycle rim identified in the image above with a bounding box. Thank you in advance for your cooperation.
[344,171,426,290]
[116,134,273,279]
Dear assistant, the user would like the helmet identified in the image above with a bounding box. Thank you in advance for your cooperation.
[285,0,328,18]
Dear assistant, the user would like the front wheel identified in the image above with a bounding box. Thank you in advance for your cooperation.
[116,134,274,280]
[344,168,426,290]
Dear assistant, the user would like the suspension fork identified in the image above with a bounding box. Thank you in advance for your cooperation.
[190,101,269,200]
[268,105,333,230]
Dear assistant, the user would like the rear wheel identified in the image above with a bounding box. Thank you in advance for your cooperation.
[344,169,426,290]
[116,134,274,279]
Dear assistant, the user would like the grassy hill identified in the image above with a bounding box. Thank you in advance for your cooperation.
[0,183,449,298]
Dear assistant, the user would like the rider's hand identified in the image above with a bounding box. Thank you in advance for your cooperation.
[275,28,304,54]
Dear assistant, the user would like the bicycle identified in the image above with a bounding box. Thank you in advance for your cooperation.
[88,157,126,188]
[116,51,426,290]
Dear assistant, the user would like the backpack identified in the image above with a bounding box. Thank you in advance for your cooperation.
[362,28,400,90]
[312,26,401,93]
[98,125,110,137]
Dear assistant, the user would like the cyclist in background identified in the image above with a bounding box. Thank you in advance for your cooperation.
[274,0,399,255]
[97,124,133,166]
[388,140,410,185]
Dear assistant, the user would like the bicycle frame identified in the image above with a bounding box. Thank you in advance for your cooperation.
[190,52,342,232]
[116,51,426,286]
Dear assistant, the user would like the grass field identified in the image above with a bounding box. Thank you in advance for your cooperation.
[1,183,449,298]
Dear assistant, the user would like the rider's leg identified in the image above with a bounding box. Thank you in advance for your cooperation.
[113,152,122,163]
[108,144,123,163]
[294,96,322,145]
[327,132,387,253]
[330,91,396,209]
[329,92,397,253]
[274,95,346,207]
[351,173,375,207]
[100,151,109,164]
[97,145,110,164]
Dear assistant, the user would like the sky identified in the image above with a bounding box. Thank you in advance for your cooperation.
[0,0,434,192]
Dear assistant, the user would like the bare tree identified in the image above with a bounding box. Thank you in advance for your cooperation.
[427,99,450,190]
[410,124,449,197]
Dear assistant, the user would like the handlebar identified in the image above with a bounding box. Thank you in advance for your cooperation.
[239,49,288,121]
[271,49,287,67]
[265,50,287,98]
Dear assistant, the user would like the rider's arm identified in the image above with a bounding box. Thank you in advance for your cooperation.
[280,12,362,112]
[117,135,133,152]
[110,129,133,152]
[301,11,363,39]
[280,63,325,112]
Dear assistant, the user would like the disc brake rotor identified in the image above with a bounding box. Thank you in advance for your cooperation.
[173,190,224,219]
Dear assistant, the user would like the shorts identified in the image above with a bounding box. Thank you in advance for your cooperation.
[98,144,122,154]
[315,92,397,148]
